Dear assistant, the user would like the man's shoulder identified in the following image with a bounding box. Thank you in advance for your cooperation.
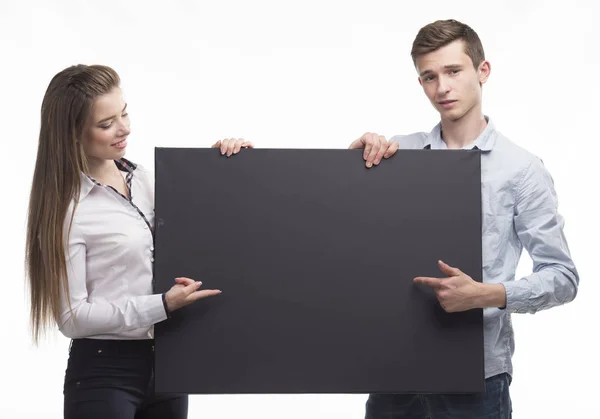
[389,132,429,149]
[492,130,541,171]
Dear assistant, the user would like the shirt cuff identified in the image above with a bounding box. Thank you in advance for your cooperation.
[503,279,532,313]
[139,294,169,325]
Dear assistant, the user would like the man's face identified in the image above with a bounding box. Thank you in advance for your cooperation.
[415,40,490,122]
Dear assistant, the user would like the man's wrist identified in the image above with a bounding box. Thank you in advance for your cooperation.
[476,283,507,309]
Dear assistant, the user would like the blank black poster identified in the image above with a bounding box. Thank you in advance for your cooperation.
[153,148,483,395]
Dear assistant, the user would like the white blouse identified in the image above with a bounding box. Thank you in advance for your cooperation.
[58,159,167,340]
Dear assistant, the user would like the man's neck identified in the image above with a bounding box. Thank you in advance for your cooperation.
[440,109,487,149]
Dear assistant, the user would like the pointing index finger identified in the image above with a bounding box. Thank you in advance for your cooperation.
[414,276,444,289]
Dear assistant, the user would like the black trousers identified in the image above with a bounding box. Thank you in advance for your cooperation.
[63,338,188,419]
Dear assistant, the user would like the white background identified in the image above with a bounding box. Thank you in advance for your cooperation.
[1,0,598,418]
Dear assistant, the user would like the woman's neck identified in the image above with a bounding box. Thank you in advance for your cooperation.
[87,158,118,184]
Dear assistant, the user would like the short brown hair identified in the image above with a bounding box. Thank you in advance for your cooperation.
[411,19,485,68]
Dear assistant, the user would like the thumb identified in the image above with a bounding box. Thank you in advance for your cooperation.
[183,280,203,295]
[175,277,195,286]
[438,260,461,276]
[348,136,366,150]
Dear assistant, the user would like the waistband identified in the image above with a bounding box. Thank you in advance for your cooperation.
[69,338,155,357]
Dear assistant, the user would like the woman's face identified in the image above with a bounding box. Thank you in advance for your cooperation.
[82,87,130,163]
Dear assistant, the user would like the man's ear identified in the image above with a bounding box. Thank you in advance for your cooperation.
[479,60,491,85]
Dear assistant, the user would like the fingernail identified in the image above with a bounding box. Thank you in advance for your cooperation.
[374,159,380,165]
[197,281,202,287]
[366,162,372,168]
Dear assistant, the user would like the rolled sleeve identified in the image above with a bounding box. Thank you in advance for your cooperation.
[505,157,579,313]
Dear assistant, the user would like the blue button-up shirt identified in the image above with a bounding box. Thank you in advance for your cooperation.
[389,117,579,379]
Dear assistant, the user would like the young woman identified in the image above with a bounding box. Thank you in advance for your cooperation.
[25,64,252,418]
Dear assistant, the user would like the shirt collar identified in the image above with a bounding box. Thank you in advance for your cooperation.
[79,158,137,201]
[423,116,497,151]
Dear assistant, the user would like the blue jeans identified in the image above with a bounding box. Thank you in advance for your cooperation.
[365,373,512,419]
[63,338,188,419]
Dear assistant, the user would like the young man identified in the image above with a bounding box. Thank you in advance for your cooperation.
[349,19,579,418]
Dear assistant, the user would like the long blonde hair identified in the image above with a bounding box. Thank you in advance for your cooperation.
[26,64,121,343]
